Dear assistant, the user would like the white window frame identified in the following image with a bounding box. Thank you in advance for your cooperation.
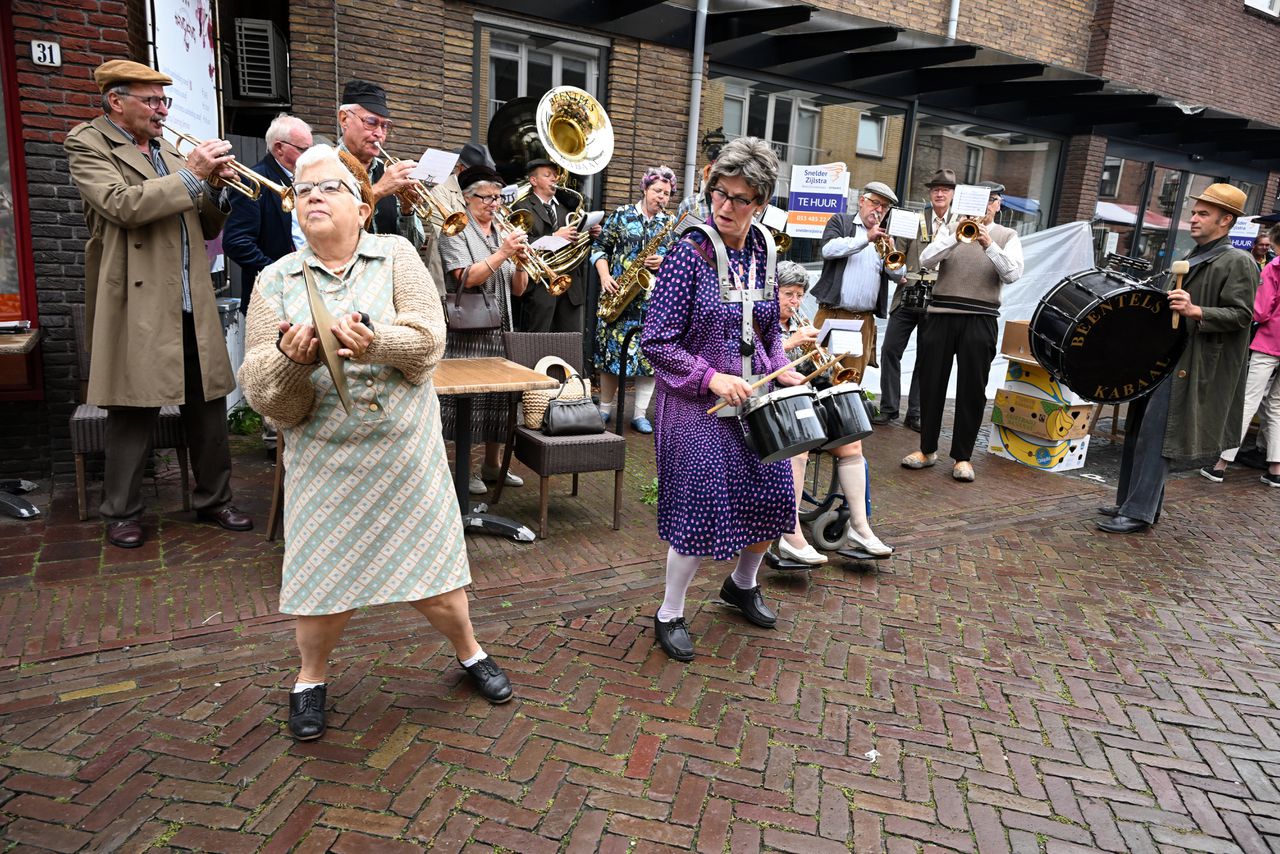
[1245,0,1280,18]
[722,84,823,167]
[1098,156,1123,198]
[485,29,600,120]
[856,114,886,158]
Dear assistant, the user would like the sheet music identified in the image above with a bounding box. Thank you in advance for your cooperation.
[408,149,458,185]
[530,235,570,251]
[816,317,864,358]
[581,210,605,230]
[952,184,992,217]
[886,209,921,239]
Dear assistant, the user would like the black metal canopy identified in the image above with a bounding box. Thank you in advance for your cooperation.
[475,0,1280,168]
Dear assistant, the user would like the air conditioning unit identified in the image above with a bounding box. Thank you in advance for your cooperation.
[234,18,288,102]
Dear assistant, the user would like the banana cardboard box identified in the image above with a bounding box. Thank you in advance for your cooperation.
[1002,357,1089,406]
[988,425,1090,473]
[991,389,1092,440]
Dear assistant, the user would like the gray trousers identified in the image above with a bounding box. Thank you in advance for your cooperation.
[100,313,234,522]
[1115,379,1171,524]
[879,307,924,419]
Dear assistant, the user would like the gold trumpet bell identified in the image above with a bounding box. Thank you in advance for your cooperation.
[956,219,981,243]
[885,250,906,271]
[535,86,613,176]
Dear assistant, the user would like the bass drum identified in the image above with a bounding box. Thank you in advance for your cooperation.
[814,384,873,450]
[1029,269,1189,403]
[740,386,828,464]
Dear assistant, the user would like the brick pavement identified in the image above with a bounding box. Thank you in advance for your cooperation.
[1,419,1278,852]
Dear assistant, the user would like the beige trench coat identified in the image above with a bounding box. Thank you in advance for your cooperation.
[65,115,234,407]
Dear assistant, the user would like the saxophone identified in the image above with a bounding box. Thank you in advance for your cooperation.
[597,211,689,323]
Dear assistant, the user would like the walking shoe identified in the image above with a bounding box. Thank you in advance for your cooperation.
[654,615,695,661]
[1263,473,1280,487]
[870,411,897,425]
[1199,466,1225,483]
[106,520,144,549]
[631,416,654,434]
[1097,504,1121,517]
[196,506,254,531]
[902,451,937,469]
[952,461,976,482]
[461,656,513,704]
[481,465,523,487]
[904,415,922,432]
[778,537,826,565]
[1096,514,1150,534]
[845,525,893,556]
[600,410,611,424]
[719,577,777,628]
[468,475,488,495]
[287,685,327,741]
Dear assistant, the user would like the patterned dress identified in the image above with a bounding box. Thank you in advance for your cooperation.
[239,233,469,616]
[592,202,675,377]
[640,226,795,559]
[438,217,518,444]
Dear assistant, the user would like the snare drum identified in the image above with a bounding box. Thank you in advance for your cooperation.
[814,384,873,449]
[740,386,828,464]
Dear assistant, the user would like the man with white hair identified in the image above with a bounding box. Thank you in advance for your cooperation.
[223,113,313,313]
[810,181,907,384]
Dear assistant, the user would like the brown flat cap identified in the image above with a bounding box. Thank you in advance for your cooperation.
[94,60,173,92]
[1190,183,1247,217]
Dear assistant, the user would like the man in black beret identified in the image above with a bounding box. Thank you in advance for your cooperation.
[337,79,426,253]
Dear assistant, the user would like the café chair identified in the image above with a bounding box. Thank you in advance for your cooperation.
[501,332,625,539]
[69,304,190,521]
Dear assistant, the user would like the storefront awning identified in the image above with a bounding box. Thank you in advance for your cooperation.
[479,0,1280,169]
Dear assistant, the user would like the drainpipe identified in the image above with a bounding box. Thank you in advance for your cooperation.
[684,0,709,198]
[947,0,960,39]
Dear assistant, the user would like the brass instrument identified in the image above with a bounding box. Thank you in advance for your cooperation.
[494,205,573,296]
[597,211,689,323]
[164,127,295,211]
[875,236,906,271]
[768,227,792,253]
[794,310,858,385]
[374,144,467,236]
[956,216,982,243]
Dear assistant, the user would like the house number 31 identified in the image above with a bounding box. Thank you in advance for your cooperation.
[31,41,62,68]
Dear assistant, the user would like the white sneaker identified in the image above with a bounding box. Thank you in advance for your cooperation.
[778,537,826,566]
[845,525,893,556]
[481,466,523,487]
[468,475,488,495]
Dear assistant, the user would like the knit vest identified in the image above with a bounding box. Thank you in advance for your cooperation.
[927,222,1016,316]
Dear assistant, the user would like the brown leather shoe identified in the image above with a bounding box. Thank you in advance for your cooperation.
[106,520,144,549]
[196,506,254,532]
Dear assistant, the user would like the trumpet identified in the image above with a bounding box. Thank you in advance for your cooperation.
[794,310,859,385]
[875,236,906,271]
[164,127,295,212]
[494,205,573,296]
[374,144,467,236]
[955,216,982,243]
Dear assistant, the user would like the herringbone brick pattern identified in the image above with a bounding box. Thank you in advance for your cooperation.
[1,425,1278,852]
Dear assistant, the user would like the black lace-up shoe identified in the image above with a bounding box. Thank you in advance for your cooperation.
[719,577,777,628]
[287,685,326,741]
[654,615,695,661]
[461,656,513,704]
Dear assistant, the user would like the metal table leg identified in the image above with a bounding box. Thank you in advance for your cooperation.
[454,393,535,542]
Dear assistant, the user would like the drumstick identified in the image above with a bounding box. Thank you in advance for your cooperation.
[1169,260,1189,330]
[706,353,813,415]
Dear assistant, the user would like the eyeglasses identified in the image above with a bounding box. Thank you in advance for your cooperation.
[279,140,311,154]
[471,193,502,204]
[293,179,358,199]
[709,187,757,210]
[346,111,394,133]
[118,93,172,110]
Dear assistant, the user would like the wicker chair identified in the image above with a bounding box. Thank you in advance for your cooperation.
[69,304,190,521]
[501,332,626,538]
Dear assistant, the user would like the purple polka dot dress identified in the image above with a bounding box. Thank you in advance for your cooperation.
[640,226,796,560]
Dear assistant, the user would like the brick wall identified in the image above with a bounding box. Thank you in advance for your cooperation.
[1055,135,1108,225]
[4,0,133,480]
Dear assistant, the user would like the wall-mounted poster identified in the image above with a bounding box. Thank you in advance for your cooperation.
[149,0,219,141]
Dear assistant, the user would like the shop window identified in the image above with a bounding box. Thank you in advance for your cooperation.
[856,115,885,158]
[1098,157,1123,198]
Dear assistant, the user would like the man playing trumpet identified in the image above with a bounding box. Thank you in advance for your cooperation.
[65,60,254,549]
[810,182,906,385]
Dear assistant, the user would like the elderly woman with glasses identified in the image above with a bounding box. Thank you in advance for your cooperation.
[639,137,810,662]
[592,165,678,433]
[437,165,531,495]
[240,145,513,742]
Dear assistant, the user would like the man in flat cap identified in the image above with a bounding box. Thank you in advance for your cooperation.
[877,168,959,431]
[337,80,426,253]
[65,60,254,548]
[906,180,1022,483]
[1099,183,1260,533]
[810,181,907,383]
[510,157,600,333]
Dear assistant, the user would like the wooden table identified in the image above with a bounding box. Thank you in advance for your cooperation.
[435,358,558,541]
[0,328,40,356]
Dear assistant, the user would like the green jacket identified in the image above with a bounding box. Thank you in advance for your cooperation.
[1163,237,1259,460]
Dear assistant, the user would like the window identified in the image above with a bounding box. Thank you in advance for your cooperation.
[0,8,33,326]
[1245,0,1280,17]
[856,115,885,158]
[964,146,982,183]
[1098,156,1123,198]
[717,81,823,166]
[485,32,600,119]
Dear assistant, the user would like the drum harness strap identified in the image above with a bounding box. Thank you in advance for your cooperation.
[682,221,778,418]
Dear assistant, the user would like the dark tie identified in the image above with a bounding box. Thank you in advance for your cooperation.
[545,201,556,226]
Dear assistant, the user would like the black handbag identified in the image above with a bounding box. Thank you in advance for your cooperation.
[541,375,605,436]
[445,264,502,331]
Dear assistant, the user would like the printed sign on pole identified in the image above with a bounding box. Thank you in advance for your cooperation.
[786,163,849,239]
[1229,216,1262,251]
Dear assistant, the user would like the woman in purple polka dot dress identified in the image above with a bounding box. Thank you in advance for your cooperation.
[640,137,807,662]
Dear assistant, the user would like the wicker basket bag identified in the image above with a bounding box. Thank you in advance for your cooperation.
[522,356,591,429]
